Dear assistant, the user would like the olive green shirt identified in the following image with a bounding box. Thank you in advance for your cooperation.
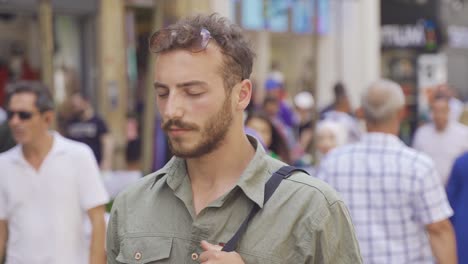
[107,137,362,263]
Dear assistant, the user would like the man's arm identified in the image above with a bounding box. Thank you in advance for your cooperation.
[0,220,7,263]
[100,133,114,171]
[315,201,363,264]
[426,219,457,264]
[88,205,107,264]
[106,201,121,264]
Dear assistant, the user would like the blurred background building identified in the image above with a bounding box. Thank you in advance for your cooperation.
[1,0,467,171]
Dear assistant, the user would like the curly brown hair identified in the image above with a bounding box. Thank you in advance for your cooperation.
[149,13,255,91]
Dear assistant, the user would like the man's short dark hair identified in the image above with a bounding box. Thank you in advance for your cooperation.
[6,81,54,112]
[150,13,255,91]
[334,82,347,100]
[263,95,279,107]
[126,139,141,163]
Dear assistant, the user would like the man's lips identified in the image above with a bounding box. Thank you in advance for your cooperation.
[167,128,192,136]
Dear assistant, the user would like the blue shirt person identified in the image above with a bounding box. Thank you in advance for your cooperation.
[447,152,468,264]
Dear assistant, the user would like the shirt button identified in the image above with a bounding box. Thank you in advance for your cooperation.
[134,251,142,260]
[191,252,199,260]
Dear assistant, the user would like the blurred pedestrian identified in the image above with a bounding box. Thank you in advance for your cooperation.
[320,82,351,117]
[292,91,315,163]
[266,61,285,84]
[318,79,457,264]
[64,92,114,170]
[107,14,362,263]
[264,78,297,129]
[102,134,142,200]
[245,111,291,163]
[262,95,296,149]
[320,82,361,142]
[413,94,468,185]
[315,120,347,163]
[0,81,109,264]
[446,152,468,264]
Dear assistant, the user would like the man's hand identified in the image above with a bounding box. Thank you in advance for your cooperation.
[199,240,245,264]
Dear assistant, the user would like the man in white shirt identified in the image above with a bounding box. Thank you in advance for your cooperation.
[413,94,468,185]
[0,81,109,264]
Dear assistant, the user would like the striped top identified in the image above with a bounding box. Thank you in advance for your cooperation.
[317,132,453,264]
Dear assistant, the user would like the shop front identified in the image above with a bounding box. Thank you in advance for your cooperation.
[0,0,98,107]
[381,0,443,144]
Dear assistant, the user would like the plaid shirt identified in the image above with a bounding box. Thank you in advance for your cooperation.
[317,133,453,264]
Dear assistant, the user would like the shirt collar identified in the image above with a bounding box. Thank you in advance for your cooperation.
[10,131,68,164]
[361,132,404,146]
[154,135,271,208]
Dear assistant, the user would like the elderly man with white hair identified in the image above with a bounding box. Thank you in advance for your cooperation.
[318,79,457,264]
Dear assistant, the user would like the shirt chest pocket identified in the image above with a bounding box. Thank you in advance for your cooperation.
[116,236,173,264]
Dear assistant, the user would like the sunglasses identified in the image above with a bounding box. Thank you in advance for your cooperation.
[7,110,35,121]
[149,27,212,53]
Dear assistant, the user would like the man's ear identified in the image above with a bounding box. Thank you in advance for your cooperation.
[355,107,364,119]
[43,110,55,125]
[397,107,407,121]
[234,79,252,111]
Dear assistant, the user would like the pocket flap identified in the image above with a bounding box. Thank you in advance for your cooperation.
[116,236,173,263]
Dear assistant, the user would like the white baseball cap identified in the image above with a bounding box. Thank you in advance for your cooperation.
[294,91,315,109]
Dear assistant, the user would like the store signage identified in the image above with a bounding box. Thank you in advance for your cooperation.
[382,24,426,47]
[381,19,438,50]
[448,25,468,49]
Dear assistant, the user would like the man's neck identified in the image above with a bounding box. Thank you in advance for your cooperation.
[80,108,94,121]
[22,132,54,170]
[435,123,449,133]
[186,132,255,215]
[366,123,399,136]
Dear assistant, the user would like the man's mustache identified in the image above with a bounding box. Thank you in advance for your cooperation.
[162,119,198,131]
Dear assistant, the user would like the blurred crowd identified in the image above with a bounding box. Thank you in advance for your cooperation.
[2,65,468,261]
[1,26,468,264]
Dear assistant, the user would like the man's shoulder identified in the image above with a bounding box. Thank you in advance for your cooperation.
[414,123,433,137]
[454,152,468,166]
[451,122,468,134]
[113,171,163,204]
[261,156,342,205]
[323,140,433,169]
[284,172,342,206]
[0,146,20,166]
[57,135,94,154]
[320,144,359,161]
[0,145,19,158]
[91,114,108,125]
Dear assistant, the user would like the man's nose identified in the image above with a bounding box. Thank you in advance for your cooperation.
[164,94,184,120]
[8,114,21,126]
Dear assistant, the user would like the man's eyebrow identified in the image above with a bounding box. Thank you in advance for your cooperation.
[176,80,208,88]
[153,80,208,89]
[153,81,169,89]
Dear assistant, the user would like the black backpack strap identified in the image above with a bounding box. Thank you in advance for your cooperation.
[222,166,309,252]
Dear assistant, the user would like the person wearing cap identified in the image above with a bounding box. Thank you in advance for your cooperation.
[264,78,298,129]
[320,82,361,143]
[106,13,362,263]
[294,91,315,150]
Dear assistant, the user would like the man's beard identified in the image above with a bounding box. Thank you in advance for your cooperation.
[73,109,86,120]
[162,94,233,158]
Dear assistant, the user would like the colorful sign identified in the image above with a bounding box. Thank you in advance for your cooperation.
[239,0,329,34]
